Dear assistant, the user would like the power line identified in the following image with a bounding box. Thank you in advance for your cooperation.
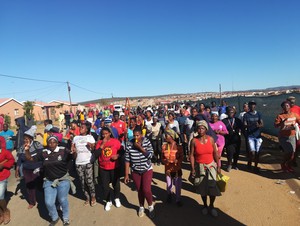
[0,84,60,96]
[69,82,111,96]
[0,73,65,84]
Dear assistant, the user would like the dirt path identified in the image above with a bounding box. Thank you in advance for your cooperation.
[6,131,300,226]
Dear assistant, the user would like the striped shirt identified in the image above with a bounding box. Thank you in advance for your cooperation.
[125,137,153,173]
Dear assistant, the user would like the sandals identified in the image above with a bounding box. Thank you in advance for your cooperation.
[84,200,89,206]
[91,199,97,207]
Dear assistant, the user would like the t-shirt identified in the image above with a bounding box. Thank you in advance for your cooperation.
[243,111,263,138]
[111,120,126,141]
[73,135,95,165]
[0,130,14,150]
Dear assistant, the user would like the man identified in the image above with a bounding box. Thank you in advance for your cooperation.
[93,113,103,131]
[0,124,14,152]
[287,96,300,167]
[176,108,188,159]
[243,101,264,173]
[239,102,250,154]
[111,111,126,144]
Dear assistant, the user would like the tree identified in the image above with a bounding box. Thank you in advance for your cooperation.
[23,101,35,126]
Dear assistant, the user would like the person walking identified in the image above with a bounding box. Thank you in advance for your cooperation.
[243,101,264,173]
[0,136,15,225]
[274,100,300,172]
[162,129,183,206]
[95,127,123,211]
[24,135,76,226]
[190,120,221,217]
[0,123,14,152]
[124,127,155,218]
[72,122,96,207]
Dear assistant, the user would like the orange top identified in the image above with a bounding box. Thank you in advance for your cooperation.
[194,136,214,164]
[162,143,183,173]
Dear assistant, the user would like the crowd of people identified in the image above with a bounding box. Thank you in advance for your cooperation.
[0,95,299,225]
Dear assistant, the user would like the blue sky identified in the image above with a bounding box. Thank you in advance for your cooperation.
[1,0,299,103]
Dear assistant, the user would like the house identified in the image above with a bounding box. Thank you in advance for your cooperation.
[48,100,78,119]
[0,98,24,126]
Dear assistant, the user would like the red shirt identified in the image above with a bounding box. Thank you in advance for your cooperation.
[0,137,15,181]
[96,138,121,170]
[111,120,126,141]
[194,136,214,164]
[290,105,300,117]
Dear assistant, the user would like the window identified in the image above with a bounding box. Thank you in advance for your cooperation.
[14,109,19,116]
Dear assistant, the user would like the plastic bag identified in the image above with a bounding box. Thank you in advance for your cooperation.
[216,173,230,192]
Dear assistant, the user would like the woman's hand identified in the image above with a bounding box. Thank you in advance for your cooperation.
[124,174,130,184]
[110,154,119,161]
[217,167,221,174]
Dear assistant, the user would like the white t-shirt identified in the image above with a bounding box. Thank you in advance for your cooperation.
[73,135,96,165]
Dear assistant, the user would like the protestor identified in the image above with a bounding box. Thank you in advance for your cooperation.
[124,127,155,218]
[16,126,44,209]
[243,101,264,173]
[95,127,123,211]
[222,107,243,171]
[0,123,14,152]
[190,120,221,217]
[162,129,183,206]
[150,116,163,165]
[24,135,76,226]
[274,100,300,172]
[0,136,15,225]
[209,112,228,170]
[72,122,96,207]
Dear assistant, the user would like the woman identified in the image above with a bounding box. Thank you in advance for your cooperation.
[166,112,180,136]
[161,129,183,206]
[151,116,163,165]
[222,107,243,171]
[16,125,44,209]
[190,120,221,217]
[209,112,228,170]
[124,127,155,218]
[25,135,75,226]
[0,136,15,225]
[72,122,96,206]
[274,100,300,172]
[95,127,122,211]
[126,117,141,142]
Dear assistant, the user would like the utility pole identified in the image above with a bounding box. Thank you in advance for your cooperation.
[219,84,222,105]
[67,81,72,112]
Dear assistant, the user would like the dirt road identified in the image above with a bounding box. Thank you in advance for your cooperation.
[6,135,300,226]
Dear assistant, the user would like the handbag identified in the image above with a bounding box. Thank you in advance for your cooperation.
[216,173,230,192]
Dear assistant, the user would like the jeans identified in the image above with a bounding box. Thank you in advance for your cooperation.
[44,179,70,221]
[248,137,263,152]
[0,179,8,199]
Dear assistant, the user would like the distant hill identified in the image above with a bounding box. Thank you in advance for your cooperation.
[78,85,300,105]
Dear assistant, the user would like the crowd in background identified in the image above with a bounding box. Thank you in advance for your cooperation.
[0,95,299,225]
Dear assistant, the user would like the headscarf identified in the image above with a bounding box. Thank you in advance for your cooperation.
[196,120,208,130]
[164,129,179,140]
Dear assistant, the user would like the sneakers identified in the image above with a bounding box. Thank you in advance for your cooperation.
[49,218,59,226]
[105,201,112,211]
[138,207,145,217]
[148,205,155,219]
[63,220,70,226]
[115,198,121,208]
[210,208,218,217]
[202,207,208,215]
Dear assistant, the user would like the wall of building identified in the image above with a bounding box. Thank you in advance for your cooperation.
[0,100,24,126]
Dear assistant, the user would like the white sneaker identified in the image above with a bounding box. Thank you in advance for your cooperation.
[105,201,112,211]
[138,207,145,217]
[115,198,121,208]
[148,205,155,219]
